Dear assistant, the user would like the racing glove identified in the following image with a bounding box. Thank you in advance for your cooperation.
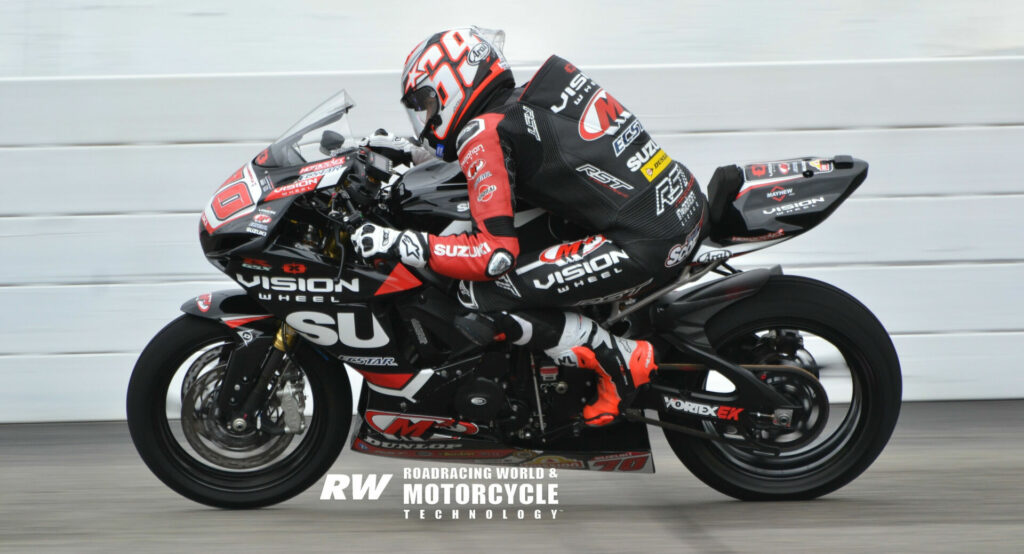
[359,130,434,167]
[351,223,429,268]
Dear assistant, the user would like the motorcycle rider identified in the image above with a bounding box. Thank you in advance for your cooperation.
[353,27,707,426]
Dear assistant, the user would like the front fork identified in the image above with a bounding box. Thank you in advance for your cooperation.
[217,322,298,432]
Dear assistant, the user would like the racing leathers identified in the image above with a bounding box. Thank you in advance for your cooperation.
[371,56,708,425]
[427,56,706,300]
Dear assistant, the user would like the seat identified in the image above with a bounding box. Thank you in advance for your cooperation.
[705,164,744,237]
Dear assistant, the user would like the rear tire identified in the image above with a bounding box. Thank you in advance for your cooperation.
[661,275,901,500]
[127,315,352,508]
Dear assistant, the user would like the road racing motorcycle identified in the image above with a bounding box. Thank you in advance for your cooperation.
[127,90,902,508]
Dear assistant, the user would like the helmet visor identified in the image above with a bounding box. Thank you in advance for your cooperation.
[401,87,440,138]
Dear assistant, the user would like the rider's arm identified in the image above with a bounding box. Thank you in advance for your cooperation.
[426,114,519,280]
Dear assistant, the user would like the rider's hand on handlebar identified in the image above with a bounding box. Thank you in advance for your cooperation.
[358,130,435,167]
[351,223,429,268]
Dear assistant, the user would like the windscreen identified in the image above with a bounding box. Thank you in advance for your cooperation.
[259,89,355,168]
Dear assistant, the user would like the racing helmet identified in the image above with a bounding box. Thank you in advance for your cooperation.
[401,27,514,161]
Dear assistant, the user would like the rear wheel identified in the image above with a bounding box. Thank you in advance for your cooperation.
[660,275,901,500]
[127,315,352,508]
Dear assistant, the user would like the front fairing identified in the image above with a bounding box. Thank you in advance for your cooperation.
[199,90,363,260]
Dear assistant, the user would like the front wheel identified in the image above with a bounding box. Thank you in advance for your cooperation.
[660,275,902,500]
[127,315,352,508]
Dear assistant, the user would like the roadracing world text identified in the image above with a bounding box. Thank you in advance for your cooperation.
[321,466,563,521]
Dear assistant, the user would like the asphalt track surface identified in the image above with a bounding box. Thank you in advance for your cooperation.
[3,401,1024,553]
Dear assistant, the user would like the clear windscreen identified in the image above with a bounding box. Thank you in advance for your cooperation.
[260,89,355,168]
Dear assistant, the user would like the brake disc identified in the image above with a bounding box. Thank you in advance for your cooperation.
[180,366,293,470]
[743,365,829,452]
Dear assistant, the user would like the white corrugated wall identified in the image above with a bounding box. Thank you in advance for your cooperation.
[1,1,1021,421]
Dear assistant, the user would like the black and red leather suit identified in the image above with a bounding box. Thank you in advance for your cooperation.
[425,55,707,311]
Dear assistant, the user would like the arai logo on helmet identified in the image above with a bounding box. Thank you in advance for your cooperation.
[579,89,631,141]
[467,42,490,65]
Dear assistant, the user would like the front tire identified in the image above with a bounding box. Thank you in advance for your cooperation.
[127,315,352,508]
[661,275,902,500]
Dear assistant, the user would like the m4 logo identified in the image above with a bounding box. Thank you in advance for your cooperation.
[366,411,479,440]
[578,88,631,141]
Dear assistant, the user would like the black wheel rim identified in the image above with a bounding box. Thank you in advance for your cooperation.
[671,317,876,480]
[151,335,330,494]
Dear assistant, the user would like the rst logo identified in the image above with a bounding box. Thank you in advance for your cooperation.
[578,88,631,141]
[285,311,390,348]
[576,164,634,193]
[522,105,542,142]
[654,165,687,216]
[663,396,744,421]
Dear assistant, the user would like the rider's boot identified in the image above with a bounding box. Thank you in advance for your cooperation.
[544,315,657,427]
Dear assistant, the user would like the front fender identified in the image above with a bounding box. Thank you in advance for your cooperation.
[652,267,781,348]
[181,289,276,331]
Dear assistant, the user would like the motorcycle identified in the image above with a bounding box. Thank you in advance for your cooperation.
[126,89,902,508]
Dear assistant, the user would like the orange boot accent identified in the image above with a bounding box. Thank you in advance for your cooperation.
[627,340,657,387]
[571,346,622,427]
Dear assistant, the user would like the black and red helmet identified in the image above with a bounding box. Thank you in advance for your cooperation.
[401,27,513,161]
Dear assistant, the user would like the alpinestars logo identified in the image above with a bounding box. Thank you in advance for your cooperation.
[399,233,423,261]
[663,396,744,421]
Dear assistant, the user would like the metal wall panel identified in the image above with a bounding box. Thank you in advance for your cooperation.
[2,58,1020,421]
[3,58,1023,145]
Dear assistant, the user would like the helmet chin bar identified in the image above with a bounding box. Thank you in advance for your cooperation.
[418,114,441,143]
